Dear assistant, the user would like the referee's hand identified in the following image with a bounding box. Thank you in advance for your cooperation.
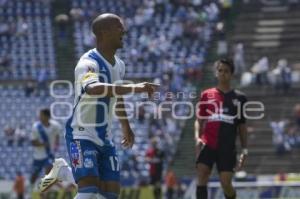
[235,153,247,171]
[195,139,205,158]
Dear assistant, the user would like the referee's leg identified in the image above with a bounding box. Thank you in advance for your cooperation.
[196,145,214,199]
[217,148,237,199]
[196,163,211,199]
[219,172,236,199]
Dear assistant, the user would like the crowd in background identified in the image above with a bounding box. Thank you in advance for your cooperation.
[271,104,300,155]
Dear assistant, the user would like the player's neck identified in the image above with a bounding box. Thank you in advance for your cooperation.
[41,121,50,127]
[217,83,231,93]
[96,45,116,65]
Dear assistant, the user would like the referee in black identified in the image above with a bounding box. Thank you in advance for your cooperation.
[195,59,248,199]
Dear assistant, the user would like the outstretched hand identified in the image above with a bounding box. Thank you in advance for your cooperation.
[135,82,160,98]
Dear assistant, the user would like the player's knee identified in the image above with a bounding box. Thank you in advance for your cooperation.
[220,180,233,192]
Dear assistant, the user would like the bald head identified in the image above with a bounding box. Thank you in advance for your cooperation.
[92,13,122,36]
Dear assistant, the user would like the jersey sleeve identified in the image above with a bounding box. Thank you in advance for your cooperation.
[238,95,248,124]
[75,58,99,91]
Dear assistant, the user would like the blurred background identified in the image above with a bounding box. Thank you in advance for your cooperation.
[0,0,300,198]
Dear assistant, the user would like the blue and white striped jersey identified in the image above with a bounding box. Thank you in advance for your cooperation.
[66,48,125,146]
[31,120,61,160]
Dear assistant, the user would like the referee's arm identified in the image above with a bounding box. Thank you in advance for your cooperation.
[194,119,205,144]
[238,124,248,150]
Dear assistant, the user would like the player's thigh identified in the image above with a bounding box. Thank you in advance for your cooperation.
[98,144,120,194]
[196,146,215,185]
[66,138,101,187]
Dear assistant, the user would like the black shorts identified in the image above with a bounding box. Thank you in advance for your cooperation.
[196,145,237,172]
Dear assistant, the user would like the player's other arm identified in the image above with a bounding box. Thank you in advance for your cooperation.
[238,123,248,154]
[236,95,248,170]
[238,95,248,153]
[115,97,134,148]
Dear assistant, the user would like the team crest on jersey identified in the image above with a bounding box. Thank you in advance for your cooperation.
[84,158,94,168]
[70,141,83,170]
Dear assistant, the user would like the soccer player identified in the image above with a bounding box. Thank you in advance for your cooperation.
[30,108,61,188]
[195,59,248,199]
[39,13,158,199]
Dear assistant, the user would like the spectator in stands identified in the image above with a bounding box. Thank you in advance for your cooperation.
[293,104,300,130]
[121,153,139,185]
[13,171,25,199]
[280,105,300,150]
[169,19,183,41]
[185,54,203,81]
[16,17,29,37]
[251,56,269,86]
[0,19,10,37]
[146,137,165,199]
[24,80,36,97]
[0,54,11,75]
[55,14,69,40]
[36,67,49,95]
[219,0,233,20]
[270,120,291,155]
[216,22,228,56]
[15,125,27,147]
[165,167,177,199]
[4,125,15,147]
[272,59,292,94]
[70,7,84,21]
[233,43,246,77]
